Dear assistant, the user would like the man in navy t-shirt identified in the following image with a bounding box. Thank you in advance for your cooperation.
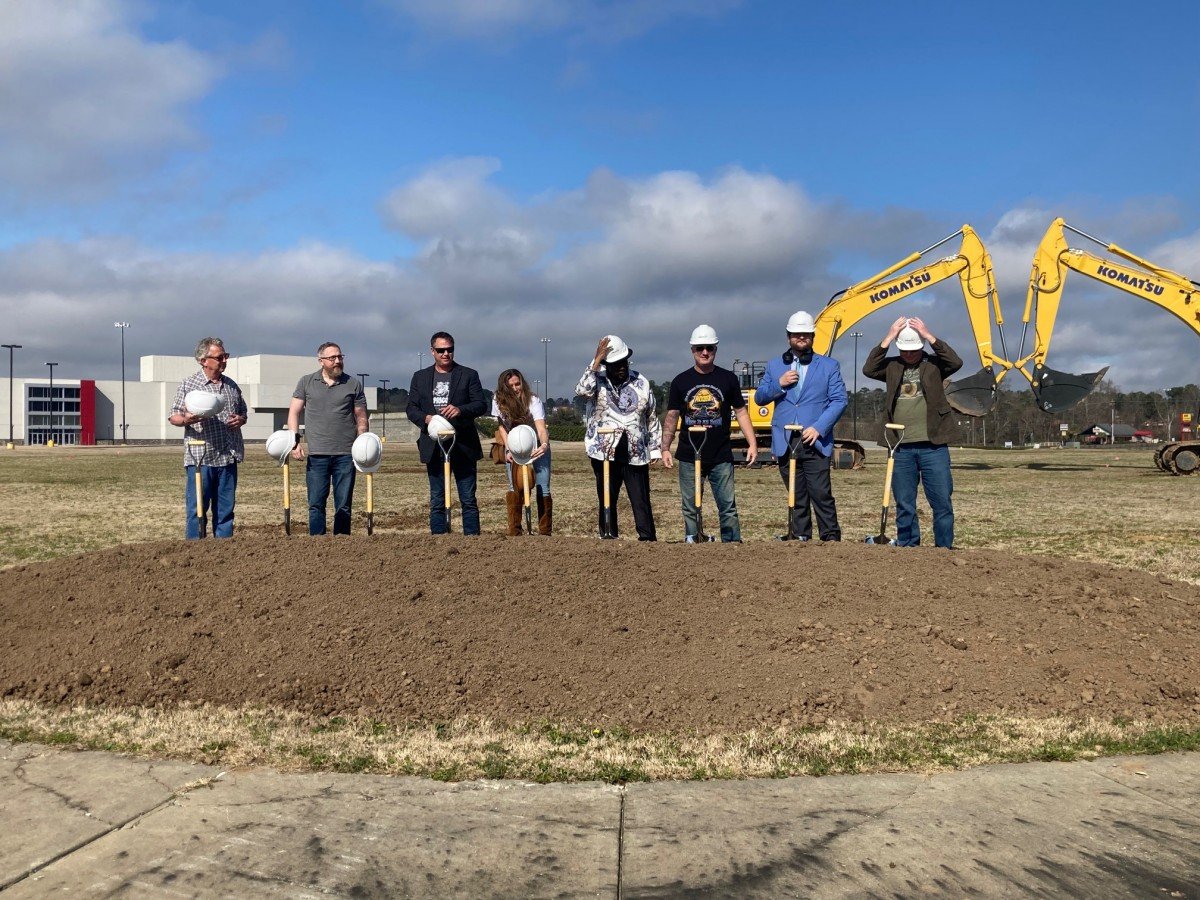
[661,324,759,542]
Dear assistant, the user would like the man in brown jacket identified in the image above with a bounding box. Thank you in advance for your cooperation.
[863,316,963,548]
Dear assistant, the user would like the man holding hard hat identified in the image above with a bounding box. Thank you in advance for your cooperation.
[406,331,487,535]
[287,342,369,536]
[863,316,962,548]
[168,336,248,539]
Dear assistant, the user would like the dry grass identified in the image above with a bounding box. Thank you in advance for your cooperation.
[1,440,1196,583]
[1,699,1196,782]
[2,439,1198,780]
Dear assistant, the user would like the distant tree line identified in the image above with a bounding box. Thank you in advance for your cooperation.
[378,381,1200,448]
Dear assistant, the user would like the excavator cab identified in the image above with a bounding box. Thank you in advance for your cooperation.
[814,225,1011,417]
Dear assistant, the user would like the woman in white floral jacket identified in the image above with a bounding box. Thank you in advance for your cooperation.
[575,335,662,541]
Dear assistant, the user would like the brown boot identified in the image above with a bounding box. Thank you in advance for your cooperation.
[505,491,522,536]
[537,493,553,536]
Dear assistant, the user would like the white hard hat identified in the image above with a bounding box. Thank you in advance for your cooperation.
[506,424,538,466]
[689,324,719,346]
[352,432,383,473]
[428,414,454,439]
[896,325,924,351]
[786,311,816,333]
[185,389,226,419]
[265,429,297,466]
[603,334,631,362]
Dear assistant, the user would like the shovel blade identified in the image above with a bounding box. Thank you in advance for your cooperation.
[1030,363,1109,413]
[945,367,999,417]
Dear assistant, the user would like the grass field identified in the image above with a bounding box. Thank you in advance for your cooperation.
[0,440,1196,584]
[2,439,1198,780]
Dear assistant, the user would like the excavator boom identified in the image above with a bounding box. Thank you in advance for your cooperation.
[1019,218,1199,412]
[815,225,1010,416]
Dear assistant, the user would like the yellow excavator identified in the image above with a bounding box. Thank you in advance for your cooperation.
[813,223,1011,418]
[730,224,1011,464]
[1019,217,1200,472]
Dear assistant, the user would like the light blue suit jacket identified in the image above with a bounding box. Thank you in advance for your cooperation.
[754,353,848,458]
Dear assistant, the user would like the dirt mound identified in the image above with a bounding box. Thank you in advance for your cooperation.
[2,535,1198,730]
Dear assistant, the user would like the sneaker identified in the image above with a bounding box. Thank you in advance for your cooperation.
[774,535,809,542]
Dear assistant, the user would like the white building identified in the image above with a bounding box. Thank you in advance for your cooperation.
[0,355,377,446]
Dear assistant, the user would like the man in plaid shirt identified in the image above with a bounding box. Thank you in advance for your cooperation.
[168,337,249,539]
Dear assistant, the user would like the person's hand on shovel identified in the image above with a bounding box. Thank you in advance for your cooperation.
[290,441,304,461]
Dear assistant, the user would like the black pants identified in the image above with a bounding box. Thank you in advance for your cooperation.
[591,434,656,541]
[776,446,840,541]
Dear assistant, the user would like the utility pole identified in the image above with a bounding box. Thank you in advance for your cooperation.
[114,322,129,443]
[46,362,58,446]
[3,344,21,448]
[540,337,551,403]
[378,378,389,441]
[849,331,863,440]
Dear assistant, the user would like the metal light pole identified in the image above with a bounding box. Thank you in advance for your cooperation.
[46,362,58,446]
[849,331,863,440]
[2,344,20,448]
[418,351,424,371]
[378,378,389,441]
[114,322,129,443]
[534,379,541,398]
[540,337,550,402]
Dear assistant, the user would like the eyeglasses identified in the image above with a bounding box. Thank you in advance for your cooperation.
[788,333,814,340]
[432,346,454,354]
[319,354,344,361]
[692,345,716,353]
[204,353,230,361]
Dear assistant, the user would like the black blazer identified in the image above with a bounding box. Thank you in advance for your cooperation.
[406,364,487,464]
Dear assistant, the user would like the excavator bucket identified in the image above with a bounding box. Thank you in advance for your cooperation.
[1029,363,1109,413]
[945,367,999,417]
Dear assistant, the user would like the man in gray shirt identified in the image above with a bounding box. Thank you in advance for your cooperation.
[288,342,369,535]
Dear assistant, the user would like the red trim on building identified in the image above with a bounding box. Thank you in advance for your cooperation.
[80,380,96,445]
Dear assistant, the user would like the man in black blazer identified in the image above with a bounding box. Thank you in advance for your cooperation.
[406,331,487,534]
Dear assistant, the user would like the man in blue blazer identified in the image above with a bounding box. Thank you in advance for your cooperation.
[755,310,848,541]
[406,331,487,534]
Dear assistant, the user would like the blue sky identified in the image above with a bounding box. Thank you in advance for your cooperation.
[1,0,1197,400]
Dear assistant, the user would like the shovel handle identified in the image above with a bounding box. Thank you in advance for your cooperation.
[882,455,896,509]
[366,472,374,535]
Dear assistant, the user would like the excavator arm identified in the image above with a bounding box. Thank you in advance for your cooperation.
[1017,218,1200,411]
[814,225,1012,415]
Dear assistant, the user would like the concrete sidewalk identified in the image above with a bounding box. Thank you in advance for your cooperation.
[2,740,1197,897]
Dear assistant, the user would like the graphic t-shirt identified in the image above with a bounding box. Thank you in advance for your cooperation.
[432,371,451,411]
[893,366,929,442]
[666,366,745,464]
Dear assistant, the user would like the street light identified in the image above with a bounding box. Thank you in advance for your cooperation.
[418,351,424,371]
[540,337,551,403]
[114,322,129,443]
[848,331,864,440]
[46,362,59,446]
[2,343,20,448]
[378,378,390,441]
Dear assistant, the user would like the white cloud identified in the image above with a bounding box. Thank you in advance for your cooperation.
[2,164,1196,400]
[0,0,220,199]
[379,0,742,43]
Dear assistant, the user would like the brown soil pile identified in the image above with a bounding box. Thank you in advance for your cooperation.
[2,535,1198,730]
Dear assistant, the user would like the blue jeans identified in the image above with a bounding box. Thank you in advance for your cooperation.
[306,454,356,535]
[184,464,238,539]
[892,442,954,547]
[677,459,741,542]
[427,454,480,535]
[505,448,552,495]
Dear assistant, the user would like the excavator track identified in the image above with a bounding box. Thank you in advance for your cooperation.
[1158,441,1200,475]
